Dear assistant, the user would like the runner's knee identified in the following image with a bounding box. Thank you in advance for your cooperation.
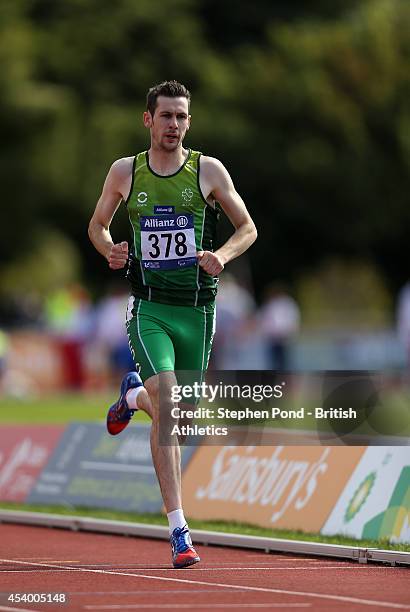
[145,371,177,415]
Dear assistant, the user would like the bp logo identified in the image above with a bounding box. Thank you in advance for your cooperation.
[182,188,193,202]
[177,215,189,228]
[344,472,376,523]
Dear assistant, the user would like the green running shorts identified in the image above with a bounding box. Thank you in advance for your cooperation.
[126,297,216,388]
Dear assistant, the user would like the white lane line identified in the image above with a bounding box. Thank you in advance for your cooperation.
[85,605,311,610]
[0,565,396,576]
[49,563,173,568]
[33,559,328,572]
[0,565,386,574]
[39,561,326,568]
[0,565,388,572]
[145,566,390,571]
[0,558,408,610]
[72,566,390,572]
[243,557,323,561]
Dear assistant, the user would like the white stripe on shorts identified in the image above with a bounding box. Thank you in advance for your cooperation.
[136,299,157,375]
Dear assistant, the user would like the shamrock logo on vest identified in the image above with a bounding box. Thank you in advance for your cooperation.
[182,188,193,202]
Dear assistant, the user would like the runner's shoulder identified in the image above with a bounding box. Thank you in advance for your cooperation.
[106,157,134,199]
[199,155,228,178]
[200,155,224,170]
[199,155,231,188]
[110,156,135,180]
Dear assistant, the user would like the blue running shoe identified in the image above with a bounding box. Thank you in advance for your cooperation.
[170,525,200,569]
[106,371,143,435]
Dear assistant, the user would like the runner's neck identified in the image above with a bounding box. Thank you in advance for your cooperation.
[147,147,189,176]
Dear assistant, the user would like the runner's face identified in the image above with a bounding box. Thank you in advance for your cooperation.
[145,96,190,151]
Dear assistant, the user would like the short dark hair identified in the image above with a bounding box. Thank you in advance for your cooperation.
[146,80,191,117]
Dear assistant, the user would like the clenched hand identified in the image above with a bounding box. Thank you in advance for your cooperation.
[197,250,225,276]
[108,241,128,269]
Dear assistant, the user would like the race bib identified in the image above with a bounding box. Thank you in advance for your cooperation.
[140,214,197,270]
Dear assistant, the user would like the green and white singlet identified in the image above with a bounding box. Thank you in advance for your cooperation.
[126,149,219,307]
[124,149,219,384]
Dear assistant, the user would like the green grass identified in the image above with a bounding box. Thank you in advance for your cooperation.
[1,501,409,552]
[0,392,150,424]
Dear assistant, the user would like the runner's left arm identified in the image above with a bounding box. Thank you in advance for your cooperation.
[197,157,257,276]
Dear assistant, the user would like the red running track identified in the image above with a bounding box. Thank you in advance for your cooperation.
[0,524,408,611]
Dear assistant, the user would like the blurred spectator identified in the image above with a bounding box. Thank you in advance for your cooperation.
[45,284,94,389]
[94,284,134,380]
[213,274,256,369]
[259,282,300,370]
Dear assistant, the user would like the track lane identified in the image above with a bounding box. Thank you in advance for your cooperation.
[0,524,408,611]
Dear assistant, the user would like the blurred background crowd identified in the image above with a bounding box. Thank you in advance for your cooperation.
[0,272,409,396]
[0,0,409,395]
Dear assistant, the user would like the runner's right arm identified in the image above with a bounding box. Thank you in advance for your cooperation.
[88,158,133,269]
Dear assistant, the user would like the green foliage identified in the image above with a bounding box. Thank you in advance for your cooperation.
[0,0,409,302]
[0,229,81,295]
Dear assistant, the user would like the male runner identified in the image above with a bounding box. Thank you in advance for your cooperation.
[88,80,257,568]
